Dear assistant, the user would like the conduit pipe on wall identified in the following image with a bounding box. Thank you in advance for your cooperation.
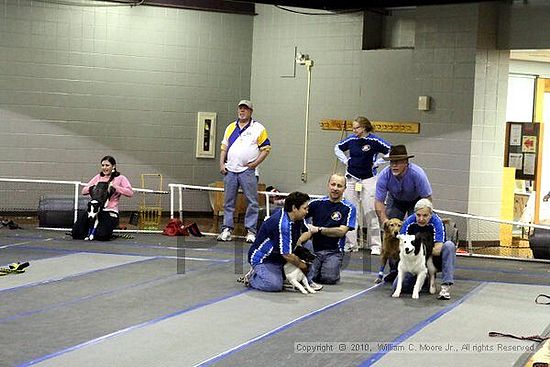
[296,53,314,183]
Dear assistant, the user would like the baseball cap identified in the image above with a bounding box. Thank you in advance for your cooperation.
[238,100,253,109]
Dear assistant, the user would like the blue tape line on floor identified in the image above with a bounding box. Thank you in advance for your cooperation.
[13,244,231,263]
[358,282,487,367]
[194,283,385,367]
[0,257,158,294]
[0,260,229,324]
[17,287,252,367]
[455,264,550,278]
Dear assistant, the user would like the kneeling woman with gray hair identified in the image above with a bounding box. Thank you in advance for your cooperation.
[397,198,456,300]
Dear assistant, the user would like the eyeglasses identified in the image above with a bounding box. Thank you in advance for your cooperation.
[389,160,407,166]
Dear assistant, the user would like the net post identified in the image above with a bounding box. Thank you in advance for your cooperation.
[264,191,270,217]
[73,182,80,223]
[178,186,183,221]
[170,184,174,219]
[466,216,473,254]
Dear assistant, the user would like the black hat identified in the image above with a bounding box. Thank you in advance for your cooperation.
[383,145,415,161]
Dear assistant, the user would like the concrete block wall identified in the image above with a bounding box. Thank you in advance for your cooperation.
[498,2,550,50]
[469,3,509,221]
[251,3,488,215]
[251,5,417,195]
[250,2,516,224]
[1,0,549,221]
[0,0,253,191]
[412,4,479,214]
[410,3,509,222]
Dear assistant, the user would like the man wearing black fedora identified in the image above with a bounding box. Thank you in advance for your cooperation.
[374,145,432,282]
[374,144,432,226]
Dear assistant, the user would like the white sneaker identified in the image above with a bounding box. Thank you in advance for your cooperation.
[344,244,359,252]
[310,282,323,291]
[245,231,256,243]
[217,228,232,241]
[370,245,381,255]
[438,284,451,300]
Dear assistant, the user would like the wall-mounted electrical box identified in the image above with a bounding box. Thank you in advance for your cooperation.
[418,96,431,111]
[196,112,217,159]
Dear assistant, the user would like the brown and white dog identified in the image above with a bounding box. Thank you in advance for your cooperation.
[375,218,403,283]
[392,232,437,299]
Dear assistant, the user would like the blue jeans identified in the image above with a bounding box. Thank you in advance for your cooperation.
[392,241,456,292]
[307,249,343,284]
[249,262,283,292]
[222,169,259,233]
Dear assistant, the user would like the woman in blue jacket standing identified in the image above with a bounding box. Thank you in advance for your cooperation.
[334,116,391,253]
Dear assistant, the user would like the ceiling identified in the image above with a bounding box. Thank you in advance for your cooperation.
[154,0,498,13]
[239,0,494,10]
[251,1,550,64]
[144,0,550,64]
[511,50,550,64]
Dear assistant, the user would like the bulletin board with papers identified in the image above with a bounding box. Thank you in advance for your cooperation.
[504,122,540,180]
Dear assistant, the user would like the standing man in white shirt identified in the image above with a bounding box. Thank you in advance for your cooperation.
[217,100,271,243]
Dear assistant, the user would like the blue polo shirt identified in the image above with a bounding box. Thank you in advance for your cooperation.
[306,197,356,252]
[248,208,308,266]
[400,212,446,243]
[335,133,391,179]
[375,163,432,202]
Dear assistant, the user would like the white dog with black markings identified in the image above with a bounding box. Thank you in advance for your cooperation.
[284,246,317,295]
[85,182,114,241]
[392,232,437,299]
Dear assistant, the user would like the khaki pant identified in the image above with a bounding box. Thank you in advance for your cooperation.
[344,175,381,250]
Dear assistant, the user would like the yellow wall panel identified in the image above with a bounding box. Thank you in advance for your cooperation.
[499,167,516,246]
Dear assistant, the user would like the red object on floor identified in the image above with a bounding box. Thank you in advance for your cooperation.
[163,219,189,236]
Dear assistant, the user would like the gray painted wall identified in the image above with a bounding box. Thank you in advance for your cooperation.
[0,0,253,189]
[1,0,550,217]
[251,3,503,217]
[498,1,550,50]
[250,7,418,196]
[251,2,547,219]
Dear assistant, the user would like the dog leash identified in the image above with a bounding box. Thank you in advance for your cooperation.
[0,220,22,229]
[488,331,549,343]
[535,294,550,305]
[112,233,135,239]
[0,262,30,276]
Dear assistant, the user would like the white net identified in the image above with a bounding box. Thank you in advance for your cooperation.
[436,209,548,260]
[0,178,170,231]
[0,179,77,212]
[0,177,548,262]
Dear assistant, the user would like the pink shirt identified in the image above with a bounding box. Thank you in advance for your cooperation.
[82,174,134,213]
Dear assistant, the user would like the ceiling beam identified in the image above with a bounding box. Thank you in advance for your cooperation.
[239,0,496,11]
[140,0,255,14]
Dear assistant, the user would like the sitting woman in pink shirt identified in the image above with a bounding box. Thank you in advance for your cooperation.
[72,156,134,241]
